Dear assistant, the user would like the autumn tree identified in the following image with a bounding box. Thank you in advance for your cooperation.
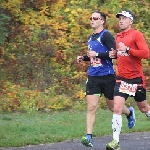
[0,0,149,111]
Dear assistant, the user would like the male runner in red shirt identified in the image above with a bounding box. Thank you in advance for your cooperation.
[106,9,150,150]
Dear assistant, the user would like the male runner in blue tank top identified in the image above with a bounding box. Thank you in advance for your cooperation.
[77,10,136,147]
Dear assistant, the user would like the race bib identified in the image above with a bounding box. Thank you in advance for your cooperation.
[90,57,102,67]
[119,81,137,96]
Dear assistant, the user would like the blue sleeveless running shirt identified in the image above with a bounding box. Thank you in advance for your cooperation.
[88,29,115,76]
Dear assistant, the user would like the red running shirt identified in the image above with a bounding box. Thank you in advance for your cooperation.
[116,29,149,87]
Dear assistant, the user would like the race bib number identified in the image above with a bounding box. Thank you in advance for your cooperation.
[119,81,137,96]
[90,57,102,67]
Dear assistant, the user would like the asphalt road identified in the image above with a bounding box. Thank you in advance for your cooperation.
[1,132,150,150]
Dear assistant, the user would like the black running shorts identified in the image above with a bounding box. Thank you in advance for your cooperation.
[114,76,146,102]
[86,74,116,100]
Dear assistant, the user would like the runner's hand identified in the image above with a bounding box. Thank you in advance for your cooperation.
[87,50,96,58]
[118,42,127,52]
[77,56,83,63]
[109,48,117,58]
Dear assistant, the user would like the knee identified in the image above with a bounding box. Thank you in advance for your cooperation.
[108,106,114,112]
[87,104,97,113]
[138,106,148,113]
[113,105,122,114]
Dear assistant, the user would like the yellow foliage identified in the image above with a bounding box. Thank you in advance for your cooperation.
[60,22,68,30]
[122,0,127,2]
[71,10,78,16]
[0,0,150,112]
[1,0,23,15]
[39,5,50,15]
[50,0,66,12]
[77,8,82,12]
[72,71,86,80]
[64,8,70,12]
[75,90,85,100]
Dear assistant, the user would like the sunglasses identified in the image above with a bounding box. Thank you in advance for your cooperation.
[90,17,102,21]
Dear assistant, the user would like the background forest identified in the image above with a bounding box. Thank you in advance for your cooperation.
[0,0,150,112]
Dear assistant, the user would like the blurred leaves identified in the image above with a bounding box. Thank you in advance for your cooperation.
[0,0,149,112]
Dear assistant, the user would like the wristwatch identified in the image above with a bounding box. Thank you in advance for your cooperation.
[126,47,130,53]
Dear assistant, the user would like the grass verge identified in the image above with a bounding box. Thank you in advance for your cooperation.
[0,109,150,148]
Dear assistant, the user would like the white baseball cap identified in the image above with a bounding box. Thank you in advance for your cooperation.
[116,10,133,20]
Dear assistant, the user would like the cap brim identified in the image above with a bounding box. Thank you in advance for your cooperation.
[116,13,122,18]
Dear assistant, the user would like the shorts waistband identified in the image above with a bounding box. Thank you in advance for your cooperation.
[116,80,143,86]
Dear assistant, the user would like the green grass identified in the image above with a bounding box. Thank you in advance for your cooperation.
[0,109,150,148]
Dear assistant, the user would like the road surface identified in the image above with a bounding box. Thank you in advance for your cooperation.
[1,132,150,150]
